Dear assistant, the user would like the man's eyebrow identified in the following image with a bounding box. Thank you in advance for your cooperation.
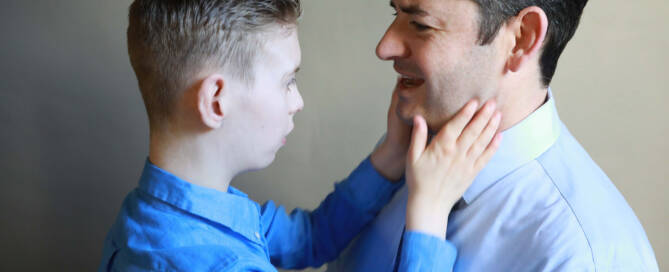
[389,1,428,16]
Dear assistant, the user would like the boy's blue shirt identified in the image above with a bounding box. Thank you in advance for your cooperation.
[99,157,457,271]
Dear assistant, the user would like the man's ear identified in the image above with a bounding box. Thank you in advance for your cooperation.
[197,74,226,129]
[505,6,548,73]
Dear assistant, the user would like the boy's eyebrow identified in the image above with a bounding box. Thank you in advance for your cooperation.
[389,1,429,16]
[290,66,300,76]
[284,66,300,79]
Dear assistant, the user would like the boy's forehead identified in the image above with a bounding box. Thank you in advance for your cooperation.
[260,28,301,71]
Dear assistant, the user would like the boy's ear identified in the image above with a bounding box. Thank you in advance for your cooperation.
[197,74,226,129]
[504,6,548,73]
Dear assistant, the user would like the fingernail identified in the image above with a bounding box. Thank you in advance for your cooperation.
[413,115,422,125]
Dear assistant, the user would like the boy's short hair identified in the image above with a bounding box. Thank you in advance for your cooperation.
[127,0,301,128]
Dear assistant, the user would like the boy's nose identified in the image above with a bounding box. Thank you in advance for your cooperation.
[289,90,304,115]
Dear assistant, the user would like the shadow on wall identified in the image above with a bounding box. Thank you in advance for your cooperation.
[0,0,147,270]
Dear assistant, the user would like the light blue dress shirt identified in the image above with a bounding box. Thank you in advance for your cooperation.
[329,91,659,271]
[99,158,459,271]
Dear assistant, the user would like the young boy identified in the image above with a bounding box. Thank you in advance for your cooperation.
[99,0,500,271]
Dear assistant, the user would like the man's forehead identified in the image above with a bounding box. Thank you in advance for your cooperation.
[390,0,429,16]
[390,0,447,11]
[390,0,473,15]
[391,0,480,29]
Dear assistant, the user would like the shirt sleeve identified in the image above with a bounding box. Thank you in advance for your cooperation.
[260,157,403,269]
[397,231,458,272]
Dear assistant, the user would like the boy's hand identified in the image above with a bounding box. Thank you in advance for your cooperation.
[405,100,501,239]
[371,90,412,182]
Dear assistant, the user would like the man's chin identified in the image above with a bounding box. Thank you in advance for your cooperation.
[394,106,415,127]
[426,116,456,135]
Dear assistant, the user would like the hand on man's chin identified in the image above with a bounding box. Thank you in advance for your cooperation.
[370,91,413,182]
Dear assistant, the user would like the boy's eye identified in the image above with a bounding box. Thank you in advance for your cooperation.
[287,77,297,90]
[411,21,430,31]
[391,11,398,16]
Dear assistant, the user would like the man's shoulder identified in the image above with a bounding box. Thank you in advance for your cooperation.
[533,127,641,237]
[482,128,657,271]
[535,125,615,201]
[460,154,656,270]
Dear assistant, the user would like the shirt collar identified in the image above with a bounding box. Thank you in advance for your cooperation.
[462,89,561,204]
[137,159,262,243]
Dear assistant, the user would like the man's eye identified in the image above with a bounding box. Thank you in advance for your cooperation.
[391,11,398,16]
[411,21,430,31]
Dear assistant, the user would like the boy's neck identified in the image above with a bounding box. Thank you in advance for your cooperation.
[148,130,237,193]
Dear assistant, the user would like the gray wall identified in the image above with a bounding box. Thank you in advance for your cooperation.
[0,0,666,271]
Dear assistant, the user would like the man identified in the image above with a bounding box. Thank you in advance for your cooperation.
[329,0,659,271]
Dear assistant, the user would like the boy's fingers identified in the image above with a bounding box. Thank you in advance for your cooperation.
[386,91,399,119]
[458,100,496,150]
[408,115,428,164]
[474,133,502,172]
[432,99,478,153]
[468,111,501,159]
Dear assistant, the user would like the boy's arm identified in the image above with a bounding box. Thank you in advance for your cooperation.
[260,156,402,269]
[396,100,500,271]
[397,231,458,272]
[261,91,408,269]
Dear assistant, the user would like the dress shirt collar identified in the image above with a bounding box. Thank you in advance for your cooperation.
[462,89,561,204]
[137,159,262,243]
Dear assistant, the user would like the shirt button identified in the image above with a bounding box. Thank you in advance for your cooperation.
[255,232,261,239]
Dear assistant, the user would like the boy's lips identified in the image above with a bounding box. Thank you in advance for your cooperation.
[282,123,294,145]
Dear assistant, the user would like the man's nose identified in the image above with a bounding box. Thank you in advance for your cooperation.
[376,21,408,60]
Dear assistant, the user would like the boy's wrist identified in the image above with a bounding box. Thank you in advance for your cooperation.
[405,196,450,240]
[370,142,405,182]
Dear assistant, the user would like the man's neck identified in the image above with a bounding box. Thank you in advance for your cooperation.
[148,130,236,193]
[497,81,549,131]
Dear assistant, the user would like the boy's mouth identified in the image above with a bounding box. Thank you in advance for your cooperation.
[282,123,294,145]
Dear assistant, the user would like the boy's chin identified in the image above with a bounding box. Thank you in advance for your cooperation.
[247,153,277,172]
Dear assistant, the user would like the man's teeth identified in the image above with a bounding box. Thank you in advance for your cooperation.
[400,75,423,87]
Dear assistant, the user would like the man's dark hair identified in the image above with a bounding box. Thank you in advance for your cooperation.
[472,0,589,86]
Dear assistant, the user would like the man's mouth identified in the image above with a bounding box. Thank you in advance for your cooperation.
[397,74,425,90]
